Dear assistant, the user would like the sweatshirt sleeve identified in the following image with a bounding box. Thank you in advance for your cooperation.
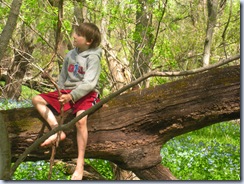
[70,54,101,102]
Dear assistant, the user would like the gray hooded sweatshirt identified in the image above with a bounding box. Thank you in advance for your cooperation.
[57,47,102,102]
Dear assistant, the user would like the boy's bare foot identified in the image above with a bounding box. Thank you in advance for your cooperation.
[41,131,66,147]
[71,167,84,180]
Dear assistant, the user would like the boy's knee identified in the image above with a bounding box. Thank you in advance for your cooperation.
[32,95,43,105]
[31,95,38,105]
[76,118,87,128]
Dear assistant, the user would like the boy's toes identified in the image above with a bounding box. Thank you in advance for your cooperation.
[71,170,83,180]
[40,132,66,147]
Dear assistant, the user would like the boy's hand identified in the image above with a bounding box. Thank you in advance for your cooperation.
[59,94,73,105]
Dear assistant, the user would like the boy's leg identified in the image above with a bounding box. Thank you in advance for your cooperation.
[71,110,87,180]
[32,95,66,146]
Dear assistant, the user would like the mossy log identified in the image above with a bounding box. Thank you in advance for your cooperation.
[1,65,240,180]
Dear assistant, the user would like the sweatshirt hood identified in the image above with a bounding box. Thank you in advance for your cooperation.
[74,47,102,58]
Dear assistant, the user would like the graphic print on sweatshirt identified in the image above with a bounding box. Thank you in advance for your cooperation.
[68,63,85,77]
[68,56,87,77]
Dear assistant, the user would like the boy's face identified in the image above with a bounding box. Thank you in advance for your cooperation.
[73,32,92,51]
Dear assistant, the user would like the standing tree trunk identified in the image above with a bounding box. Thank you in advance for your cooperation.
[3,24,34,100]
[100,0,131,91]
[73,0,88,24]
[202,0,218,66]
[133,0,154,88]
[0,0,22,62]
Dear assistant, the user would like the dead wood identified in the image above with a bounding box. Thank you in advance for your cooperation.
[1,65,240,180]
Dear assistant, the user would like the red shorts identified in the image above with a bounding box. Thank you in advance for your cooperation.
[39,90,100,114]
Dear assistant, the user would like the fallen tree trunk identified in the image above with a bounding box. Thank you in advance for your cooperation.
[1,65,240,180]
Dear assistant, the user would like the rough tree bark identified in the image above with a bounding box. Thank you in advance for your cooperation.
[3,24,35,100]
[1,65,240,180]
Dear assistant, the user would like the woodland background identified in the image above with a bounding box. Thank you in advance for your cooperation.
[0,0,240,99]
[0,0,240,181]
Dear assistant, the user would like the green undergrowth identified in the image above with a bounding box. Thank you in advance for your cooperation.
[85,159,114,180]
[161,121,240,180]
[12,161,70,180]
[0,99,32,110]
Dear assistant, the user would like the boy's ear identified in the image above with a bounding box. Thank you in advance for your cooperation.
[86,39,93,46]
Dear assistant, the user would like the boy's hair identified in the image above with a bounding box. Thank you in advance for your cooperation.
[74,23,101,49]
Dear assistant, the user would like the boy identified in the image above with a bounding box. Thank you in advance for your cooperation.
[32,22,102,180]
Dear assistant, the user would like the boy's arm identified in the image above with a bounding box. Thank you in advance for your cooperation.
[70,55,101,102]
